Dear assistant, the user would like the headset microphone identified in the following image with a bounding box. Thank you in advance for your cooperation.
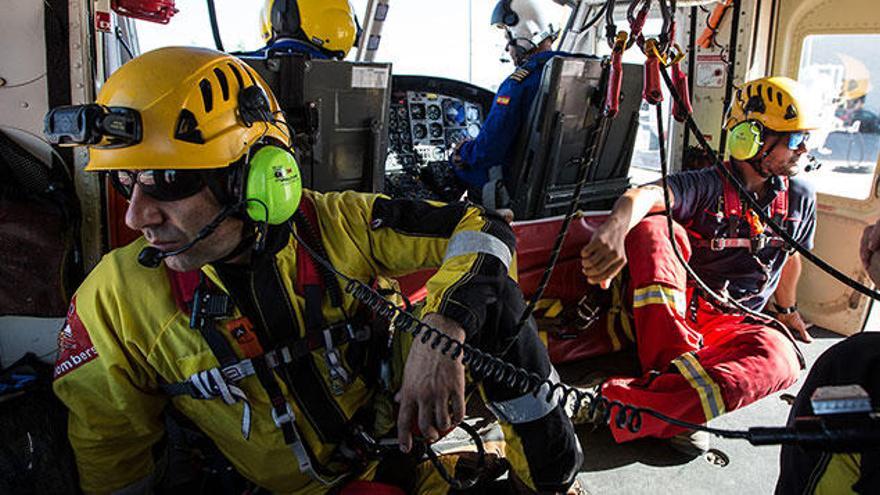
[137,203,241,268]
[804,154,822,173]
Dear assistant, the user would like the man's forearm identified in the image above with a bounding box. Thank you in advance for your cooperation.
[774,253,802,307]
[603,185,668,234]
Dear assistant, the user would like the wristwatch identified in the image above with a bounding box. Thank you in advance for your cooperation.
[774,303,798,314]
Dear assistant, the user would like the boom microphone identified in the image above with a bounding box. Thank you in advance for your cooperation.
[138,204,240,268]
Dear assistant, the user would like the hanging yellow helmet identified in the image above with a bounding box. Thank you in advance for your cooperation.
[85,46,289,171]
[260,0,357,59]
[725,76,819,133]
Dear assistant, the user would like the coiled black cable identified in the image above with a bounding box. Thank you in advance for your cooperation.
[288,225,752,440]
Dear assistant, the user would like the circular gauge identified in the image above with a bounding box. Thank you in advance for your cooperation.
[466,106,480,122]
[429,123,443,138]
[396,106,408,119]
[413,124,427,140]
[443,100,466,126]
[467,123,481,138]
[411,103,426,120]
[427,104,441,120]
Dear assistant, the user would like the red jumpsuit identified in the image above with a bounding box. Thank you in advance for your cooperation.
[600,215,801,442]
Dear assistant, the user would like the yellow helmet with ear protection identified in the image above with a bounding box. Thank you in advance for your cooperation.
[86,46,289,171]
[725,76,819,133]
[725,76,818,161]
[260,0,357,59]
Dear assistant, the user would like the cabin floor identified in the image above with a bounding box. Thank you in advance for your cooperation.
[559,326,853,495]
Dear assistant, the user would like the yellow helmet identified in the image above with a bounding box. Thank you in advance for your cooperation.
[86,46,289,171]
[725,76,819,133]
[260,0,357,59]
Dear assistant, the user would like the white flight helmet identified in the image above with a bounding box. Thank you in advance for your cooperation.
[491,0,558,64]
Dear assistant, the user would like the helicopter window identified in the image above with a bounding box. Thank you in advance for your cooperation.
[133,0,264,54]
[369,0,568,92]
[798,34,880,200]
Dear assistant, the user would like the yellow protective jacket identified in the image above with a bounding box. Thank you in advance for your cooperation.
[53,190,516,494]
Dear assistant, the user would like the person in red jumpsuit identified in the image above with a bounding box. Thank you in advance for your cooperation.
[578,76,818,452]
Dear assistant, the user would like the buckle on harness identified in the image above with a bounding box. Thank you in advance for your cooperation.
[709,238,725,251]
[272,401,296,428]
[346,323,370,342]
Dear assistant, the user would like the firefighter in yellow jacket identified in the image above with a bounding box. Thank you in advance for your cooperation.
[47,47,581,494]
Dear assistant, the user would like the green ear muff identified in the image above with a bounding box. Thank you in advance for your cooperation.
[727,121,764,161]
[245,145,303,225]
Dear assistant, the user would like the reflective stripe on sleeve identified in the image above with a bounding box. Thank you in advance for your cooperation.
[443,230,512,270]
[486,367,562,424]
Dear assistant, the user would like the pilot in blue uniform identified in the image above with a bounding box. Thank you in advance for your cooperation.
[243,0,357,60]
[451,0,566,209]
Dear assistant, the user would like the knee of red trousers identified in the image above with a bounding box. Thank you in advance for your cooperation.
[703,324,802,412]
[624,216,692,289]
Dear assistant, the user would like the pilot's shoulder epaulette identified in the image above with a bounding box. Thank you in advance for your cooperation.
[509,67,531,83]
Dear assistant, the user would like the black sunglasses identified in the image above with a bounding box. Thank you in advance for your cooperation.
[109,169,207,202]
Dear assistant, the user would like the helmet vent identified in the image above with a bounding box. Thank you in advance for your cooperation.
[174,109,205,144]
[199,79,214,113]
[784,104,798,120]
[776,92,783,107]
[227,63,245,92]
[766,86,774,102]
[744,95,766,114]
[214,68,230,101]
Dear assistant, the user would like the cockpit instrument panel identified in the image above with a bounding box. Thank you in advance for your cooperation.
[383,75,494,201]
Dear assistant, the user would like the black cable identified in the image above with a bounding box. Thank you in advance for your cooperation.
[507,116,614,355]
[206,0,225,52]
[583,4,608,32]
[658,64,880,303]
[114,26,135,60]
[287,223,754,439]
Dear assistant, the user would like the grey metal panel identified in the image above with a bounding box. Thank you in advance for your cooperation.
[507,56,643,220]
[242,55,391,193]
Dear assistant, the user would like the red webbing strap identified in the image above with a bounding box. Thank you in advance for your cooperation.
[717,161,743,219]
[717,162,790,221]
[295,197,323,295]
[167,269,201,314]
[771,176,789,221]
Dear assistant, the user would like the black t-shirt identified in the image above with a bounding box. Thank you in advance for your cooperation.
[666,166,817,310]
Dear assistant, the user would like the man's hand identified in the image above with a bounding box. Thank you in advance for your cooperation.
[580,218,628,290]
[860,221,880,269]
[776,311,813,343]
[396,313,466,453]
[861,220,880,285]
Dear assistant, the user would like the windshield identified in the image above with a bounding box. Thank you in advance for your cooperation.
[134,0,570,92]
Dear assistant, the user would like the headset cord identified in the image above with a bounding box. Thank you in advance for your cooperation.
[654,103,807,368]
[658,64,880,304]
[287,224,753,439]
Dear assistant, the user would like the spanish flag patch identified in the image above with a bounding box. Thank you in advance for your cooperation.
[496,95,511,106]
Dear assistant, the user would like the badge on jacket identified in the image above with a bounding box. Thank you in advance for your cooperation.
[496,95,511,106]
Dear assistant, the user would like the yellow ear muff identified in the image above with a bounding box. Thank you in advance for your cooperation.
[727,121,764,161]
